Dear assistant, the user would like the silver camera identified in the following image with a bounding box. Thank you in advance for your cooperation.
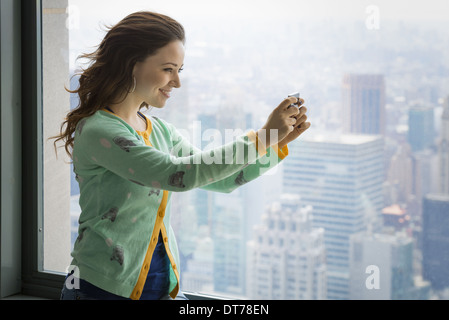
[288,92,300,108]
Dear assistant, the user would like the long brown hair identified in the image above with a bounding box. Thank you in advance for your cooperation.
[50,11,185,159]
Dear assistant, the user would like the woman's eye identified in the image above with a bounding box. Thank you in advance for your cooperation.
[164,68,183,74]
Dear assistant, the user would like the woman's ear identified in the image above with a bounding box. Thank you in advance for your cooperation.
[132,63,139,77]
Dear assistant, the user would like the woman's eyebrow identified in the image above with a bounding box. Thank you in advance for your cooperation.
[162,62,183,67]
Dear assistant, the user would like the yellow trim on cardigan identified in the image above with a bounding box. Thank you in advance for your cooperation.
[133,114,180,300]
[101,108,153,136]
[272,144,289,160]
[129,190,170,300]
[246,130,268,157]
[160,225,180,299]
[103,110,179,300]
[129,189,178,300]
[246,130,289,160]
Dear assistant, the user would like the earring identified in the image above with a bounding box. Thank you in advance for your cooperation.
[130,76,137,93]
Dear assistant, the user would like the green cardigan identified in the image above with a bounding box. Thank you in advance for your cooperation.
[70,109,289,299]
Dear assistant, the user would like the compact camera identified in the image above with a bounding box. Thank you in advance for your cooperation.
[287,92,300,108]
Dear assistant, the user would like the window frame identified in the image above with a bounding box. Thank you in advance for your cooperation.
[21,0,61,299]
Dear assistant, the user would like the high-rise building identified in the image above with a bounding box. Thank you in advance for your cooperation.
[349,231,430,300]
[439,96,449,194]
[203,109,262,297]
[422,193,449,291]
[212,190,247,296]
[385,143,414,205]
[180,227,214,294]
[172,108,274,297]
[194,114,218,227]
[246,195,326,300]
[284,133,384,299]
[407,104,435,152]
[410,149,440,211]
[342,74,386,135]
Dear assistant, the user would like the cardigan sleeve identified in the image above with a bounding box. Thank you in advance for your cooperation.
[168,121,289,194]
[74,118,270,193]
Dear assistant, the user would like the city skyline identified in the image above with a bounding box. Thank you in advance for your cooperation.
[48,0,449,299]
[68,16,449,134]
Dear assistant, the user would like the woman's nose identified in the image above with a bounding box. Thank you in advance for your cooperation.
[171,73,181,88]
[173,80,181,89]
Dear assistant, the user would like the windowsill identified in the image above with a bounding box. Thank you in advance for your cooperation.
[1,294,50,300]
[1,292,227,301]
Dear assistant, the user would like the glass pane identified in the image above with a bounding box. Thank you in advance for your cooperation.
[42,0,72,273]
[42,0,449,300]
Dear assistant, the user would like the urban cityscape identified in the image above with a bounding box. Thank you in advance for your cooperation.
[48,1,449,300]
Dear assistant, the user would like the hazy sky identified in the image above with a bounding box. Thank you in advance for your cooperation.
[70,0,449,23]
[67,0,449,70]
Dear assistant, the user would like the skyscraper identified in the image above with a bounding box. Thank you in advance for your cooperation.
[206,109,262,297]
[349,230,430,300]
[195,114,218,227]
[422,193,449,291]
[407,104,435,152]
[342,74,386,135]
[180,228,214,294]
[212,190,247,296]
[246,195,326,300]
[284,133,384,299]
[385,143,414,205]
[439,96,449,194]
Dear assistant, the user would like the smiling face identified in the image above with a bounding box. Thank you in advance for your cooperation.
[133,40,185,108]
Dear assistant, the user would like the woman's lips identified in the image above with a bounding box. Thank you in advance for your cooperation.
[159,89,171,98]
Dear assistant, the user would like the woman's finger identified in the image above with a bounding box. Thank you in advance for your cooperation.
[294,114,308,126]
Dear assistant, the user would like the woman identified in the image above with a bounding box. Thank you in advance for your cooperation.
[53,11,310,300]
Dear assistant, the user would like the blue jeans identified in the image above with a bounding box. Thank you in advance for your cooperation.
[60,232,188,300]
[60,282,188,300]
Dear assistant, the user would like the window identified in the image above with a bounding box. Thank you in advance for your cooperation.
[42,0,72,274]
[33,0,449,300]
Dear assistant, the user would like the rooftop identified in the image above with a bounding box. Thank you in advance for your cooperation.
[382,204,406,216]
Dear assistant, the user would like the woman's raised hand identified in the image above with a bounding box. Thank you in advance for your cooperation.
[257,97,310,148]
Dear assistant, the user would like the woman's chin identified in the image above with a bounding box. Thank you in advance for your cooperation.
[144,100,165,109]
